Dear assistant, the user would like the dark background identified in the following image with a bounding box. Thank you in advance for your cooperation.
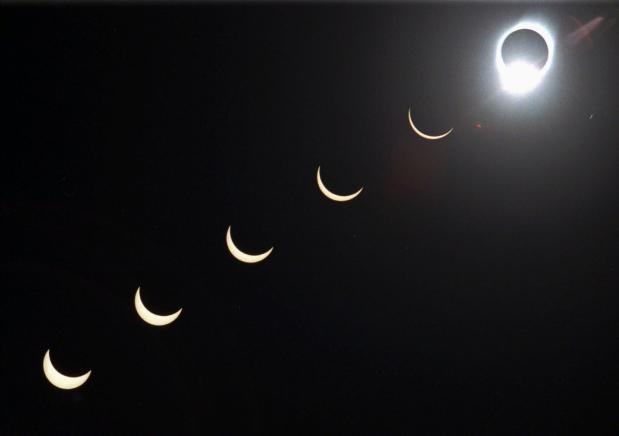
[1,3,618,434]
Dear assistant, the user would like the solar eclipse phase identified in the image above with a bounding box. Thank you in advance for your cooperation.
[43,350,91,390]
[316,166,363,202]
[134,286,182,327]
[40,17,558,390]
[407,108,453,140]
[496,21,554,95]
[8,6,613,435]
[226,225,274,264]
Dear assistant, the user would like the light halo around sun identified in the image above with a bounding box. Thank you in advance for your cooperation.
[496,22,554,96]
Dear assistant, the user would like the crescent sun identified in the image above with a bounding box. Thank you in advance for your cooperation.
[226,226,273,264]
[134,287,182,326]
[407,108,453,140]
[43,349,91,390]
[316,166,363,202]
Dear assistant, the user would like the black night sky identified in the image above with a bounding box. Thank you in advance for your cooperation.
[2,3,618,434]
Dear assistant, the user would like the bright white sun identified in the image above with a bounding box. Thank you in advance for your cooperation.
[496,22,554,96]
[501,60,542,95]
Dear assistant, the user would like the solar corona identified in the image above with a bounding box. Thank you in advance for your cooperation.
[496,21,555,95]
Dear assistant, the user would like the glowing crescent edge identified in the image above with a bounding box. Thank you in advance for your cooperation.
[43,349,91,390]
[226,226,273,264]
[134,287,182,326]
[316,166,363,202]
[408,108,453,140]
